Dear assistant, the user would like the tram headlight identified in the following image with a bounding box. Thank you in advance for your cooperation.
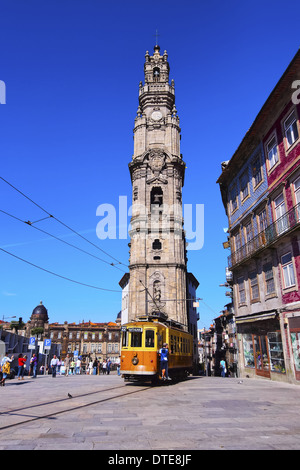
[132,355,139,365]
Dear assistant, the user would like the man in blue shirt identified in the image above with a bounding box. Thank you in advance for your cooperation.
[220,359,226,377]
[159,343,169,381]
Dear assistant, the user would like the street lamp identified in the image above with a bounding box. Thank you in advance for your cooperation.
[2,315,16,321]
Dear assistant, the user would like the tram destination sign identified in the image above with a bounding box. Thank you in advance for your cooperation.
[128,327,143,333]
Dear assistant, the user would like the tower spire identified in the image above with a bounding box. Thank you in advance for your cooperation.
[154,28,160,47]
[127,45,189,327]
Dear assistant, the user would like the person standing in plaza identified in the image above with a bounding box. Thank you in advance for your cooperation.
[116,356,121,376]
[107,358,111,375]
[76,357,81,375]
[57,357,62,375]
[93,358,98,375]
[30,353,38,378]
[220,358,226,377]
[0,354,14,386]
[159,343,169,381]
[17,354,27,380]
[102,359,107,374]
[64,354,71,377]
[50,355,59,378]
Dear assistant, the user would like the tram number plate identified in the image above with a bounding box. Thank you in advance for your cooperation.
[128,328,143,332]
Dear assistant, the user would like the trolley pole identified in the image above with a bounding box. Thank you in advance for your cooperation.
[204,329,208,377]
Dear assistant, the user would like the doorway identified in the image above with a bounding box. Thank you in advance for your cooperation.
[254,335,270,378]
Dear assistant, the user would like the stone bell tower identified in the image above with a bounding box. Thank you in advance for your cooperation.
[127,43,190,328]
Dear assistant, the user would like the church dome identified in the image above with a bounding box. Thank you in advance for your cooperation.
[31,301,49,321]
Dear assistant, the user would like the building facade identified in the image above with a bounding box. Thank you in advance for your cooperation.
[1,301,121,370]
[121,43,199,347]
[47,320,121,367]
[218,49,300,384]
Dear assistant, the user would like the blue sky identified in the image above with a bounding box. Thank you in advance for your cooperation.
[0,0,300,327]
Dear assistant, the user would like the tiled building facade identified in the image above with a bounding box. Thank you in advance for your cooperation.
[47,320,121,365]
[218,49,300,384]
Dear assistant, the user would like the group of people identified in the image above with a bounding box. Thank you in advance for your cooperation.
[1,346,170,384]
[0,352,121,384]
[49,355,121,377]
[0,353,40,386]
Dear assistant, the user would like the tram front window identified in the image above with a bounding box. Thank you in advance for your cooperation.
[131,331,142,347]
[145,329,155,347]
[122,330,129,347]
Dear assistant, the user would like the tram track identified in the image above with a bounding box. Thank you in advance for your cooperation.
[0,383,153,431]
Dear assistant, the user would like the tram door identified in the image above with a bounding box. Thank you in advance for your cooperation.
[253,335,270,378]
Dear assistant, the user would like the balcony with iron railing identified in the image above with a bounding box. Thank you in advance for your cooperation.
[228,202,300,269]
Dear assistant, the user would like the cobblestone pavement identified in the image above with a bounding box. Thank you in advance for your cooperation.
[0,373,300,451]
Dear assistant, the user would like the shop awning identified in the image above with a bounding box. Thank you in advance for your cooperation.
[235,311,277,324]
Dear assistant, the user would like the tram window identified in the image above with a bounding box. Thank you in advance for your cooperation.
[131,332,142,347]
[170,335,174,353]
[180,337,183,353]
[145,330,155,347]
[122,330,128,347]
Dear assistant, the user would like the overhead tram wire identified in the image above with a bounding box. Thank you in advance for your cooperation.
[0,176,127,268]
[0,177,178,296]
[0,208,147,296]
[0,209,204,303]
[0,246,121,293]
[0,177,199,301]
[0,209,126,274]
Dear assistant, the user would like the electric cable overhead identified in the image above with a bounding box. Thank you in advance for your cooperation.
[0,176,176,295]
[0,176,127,268]
[0,246,121,293]
[0,176,201,302]
[0,209,126,274]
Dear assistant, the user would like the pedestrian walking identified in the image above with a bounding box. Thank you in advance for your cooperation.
[159,343,169,381]
[107,359,111,375]
[0,354,14,386]
[17,354,27,380]
[75,358,81,375]
[220,359,226,377]
[50,355,59,378]
[30,353,38,378]
[64,354,71,376]
[93,358,98,375]
[88,360,93,375]
[116,356,121,376]
[70,359,75,375]
[57,357,61,375]
[102,359,107,374]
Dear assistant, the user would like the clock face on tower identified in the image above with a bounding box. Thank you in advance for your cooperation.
[151,110,162,121]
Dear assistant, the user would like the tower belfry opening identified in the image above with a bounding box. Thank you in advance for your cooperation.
[120,44,199,344]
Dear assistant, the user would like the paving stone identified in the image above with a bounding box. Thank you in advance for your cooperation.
[1,374,300,450]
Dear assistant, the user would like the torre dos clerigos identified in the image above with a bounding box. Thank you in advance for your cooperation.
[121,43,199,338]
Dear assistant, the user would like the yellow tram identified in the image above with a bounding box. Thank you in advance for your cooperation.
[120,316,194,383]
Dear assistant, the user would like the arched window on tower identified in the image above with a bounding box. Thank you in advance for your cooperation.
[153,67,160,81]
[152,239,162,250]
[151,187,163,211]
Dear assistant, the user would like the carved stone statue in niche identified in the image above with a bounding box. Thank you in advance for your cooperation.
[149,273,166,316]
[153,280,161,302]
[146,149,168,185]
